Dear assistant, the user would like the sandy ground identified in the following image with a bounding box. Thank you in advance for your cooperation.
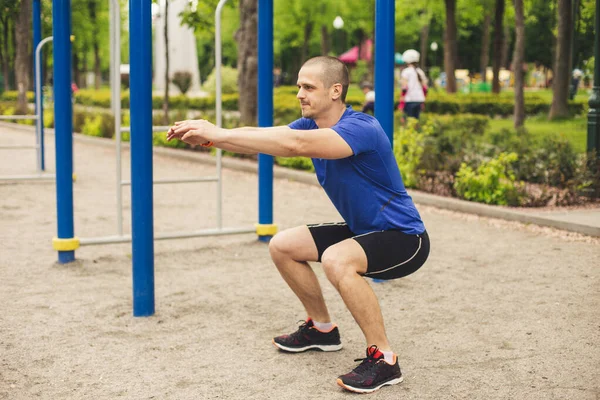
[0,126,599,400]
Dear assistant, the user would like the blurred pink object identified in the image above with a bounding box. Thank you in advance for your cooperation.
[338,39,373,64]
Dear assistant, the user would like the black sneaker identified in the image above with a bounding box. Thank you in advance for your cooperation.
[272,319,342,352]
[337,345,403,393]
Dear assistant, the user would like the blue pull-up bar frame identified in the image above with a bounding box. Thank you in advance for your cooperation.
[51,0,395,317]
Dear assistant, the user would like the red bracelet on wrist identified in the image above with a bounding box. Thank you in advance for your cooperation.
[201,141,214,148]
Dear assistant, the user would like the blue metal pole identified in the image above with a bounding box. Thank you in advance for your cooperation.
[257,0,276,242]
[371,0,395,284]
[129,0,155,317]
[33,0,44,170]
[374,0,395,146]
[52,0,76,263]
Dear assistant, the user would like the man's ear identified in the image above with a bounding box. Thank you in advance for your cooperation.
[331,83,342,100]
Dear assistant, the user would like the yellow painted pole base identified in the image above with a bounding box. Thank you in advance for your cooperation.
[52,237,80,251]
[255,223,278,237]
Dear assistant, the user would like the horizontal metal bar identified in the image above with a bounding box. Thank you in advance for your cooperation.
[0,174,55,181]
[0,115,39,120]
[79,226,256,245]
[120,176,219,186]
[120,125,171,133]
[0,145,39,150]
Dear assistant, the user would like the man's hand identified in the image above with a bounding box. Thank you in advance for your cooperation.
[167,119,221,146]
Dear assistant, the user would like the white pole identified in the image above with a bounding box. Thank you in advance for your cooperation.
[110,0,123,236]
[35,37,53,172]
[80,226,255,246]
[215,0,229,230]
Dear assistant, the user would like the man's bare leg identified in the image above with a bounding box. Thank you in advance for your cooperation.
[269,225,331,322]
[321,239,391,351]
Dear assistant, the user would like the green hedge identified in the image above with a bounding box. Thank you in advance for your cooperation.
[425,93,586,116]
[0,91,35,102]
[2,89,586,117]
[73,89,240,110]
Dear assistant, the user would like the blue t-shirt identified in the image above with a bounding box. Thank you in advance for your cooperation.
[288,106,425,235]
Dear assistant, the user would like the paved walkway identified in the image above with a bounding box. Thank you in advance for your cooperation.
[527,208,600,229]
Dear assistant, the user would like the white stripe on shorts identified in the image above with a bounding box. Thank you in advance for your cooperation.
[363,236,422,276]
[308,222,348,228]
[352,230,384,239]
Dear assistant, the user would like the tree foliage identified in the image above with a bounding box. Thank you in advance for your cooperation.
[0,0,595,109]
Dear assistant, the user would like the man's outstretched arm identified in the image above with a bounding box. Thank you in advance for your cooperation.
[167,120,353,159]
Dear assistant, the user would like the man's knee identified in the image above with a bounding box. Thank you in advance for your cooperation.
[268,229,306,261]
[321,249,352,285]
[268,232,289,259]
[269,226,319,264]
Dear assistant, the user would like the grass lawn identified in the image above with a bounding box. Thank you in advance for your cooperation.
[345,86,592,102]
[487,114,588,153]
[509,87,592,103]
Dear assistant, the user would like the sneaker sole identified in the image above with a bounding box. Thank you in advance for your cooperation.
[272,339,343,353]
[336,376,404,394]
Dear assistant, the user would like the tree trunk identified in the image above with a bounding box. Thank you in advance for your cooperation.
[492,0,504,94]
[0,16,5,91]
[501,23,510,69]
[73,51,80,89]
[419,20,430,69]
[82,55,88,88]
[163,0,170,125]
[88,0,101,89]
[320,25,330,56]
[8,17,15,90]
[549,0,572,119]
[513,0,526,128]
[2,17,11,90]
[356,28,365,62]
[571,0,579,70]
[12,17,17,88]
[300,21,314,64]
[480,12,491,83]
[444,0,458,93]
[15,0,32,114]
[236,0,258,125]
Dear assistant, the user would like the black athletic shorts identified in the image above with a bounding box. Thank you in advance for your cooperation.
[307,222,430,281]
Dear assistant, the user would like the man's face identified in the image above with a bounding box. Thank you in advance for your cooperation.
[296,65,333,119]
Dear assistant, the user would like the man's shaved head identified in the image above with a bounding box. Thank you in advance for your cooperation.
[302,56,350,102]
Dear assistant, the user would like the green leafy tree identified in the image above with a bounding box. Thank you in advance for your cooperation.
[524,0,556,70]
[396,0,442,70]
[274,0,364,81]
[180,0,238,83]
[71,0,110,88]
[573,0,596,68]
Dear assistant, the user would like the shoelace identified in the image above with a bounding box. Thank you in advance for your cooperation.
[290,320,311,341]
[351,345,382,374]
